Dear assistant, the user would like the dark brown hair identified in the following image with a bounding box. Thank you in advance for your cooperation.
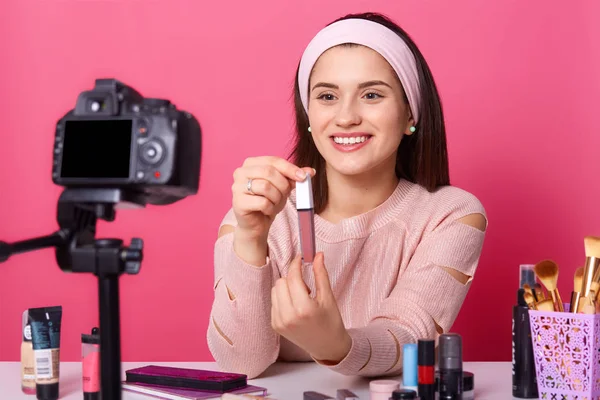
[288,12,450,214]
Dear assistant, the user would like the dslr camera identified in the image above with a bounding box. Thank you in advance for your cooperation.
[52,79,201,205]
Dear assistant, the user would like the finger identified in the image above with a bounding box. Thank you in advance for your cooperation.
[304,167,317,177]
[237,165,292,197]
[232,194,276,217]
[239,178,284,205]
[244,156,308,182]
[274,278,295,323]
[312,252,333,302]
[287,255,312,307]
[271,287,280,330]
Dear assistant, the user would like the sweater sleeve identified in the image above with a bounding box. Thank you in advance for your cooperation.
[206,209,281,379]
[318,202,487,377]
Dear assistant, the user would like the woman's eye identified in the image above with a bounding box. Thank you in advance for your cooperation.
[364,92,382,100]
[317,93,336,101]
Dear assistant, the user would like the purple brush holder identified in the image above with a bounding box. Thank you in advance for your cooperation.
[529,304,600,399]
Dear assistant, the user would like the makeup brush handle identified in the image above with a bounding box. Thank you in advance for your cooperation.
[582,257,599,297]
[550,290,564,312]
[570,291,581,314]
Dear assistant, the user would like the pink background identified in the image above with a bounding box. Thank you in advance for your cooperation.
[1,0,599,365]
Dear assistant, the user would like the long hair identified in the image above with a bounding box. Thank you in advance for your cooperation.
[288,12,450,214]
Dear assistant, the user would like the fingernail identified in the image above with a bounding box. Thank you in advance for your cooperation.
[312,168,316,175]
[296,170,306,179]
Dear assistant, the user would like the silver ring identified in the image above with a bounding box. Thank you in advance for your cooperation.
[246,178,254,194]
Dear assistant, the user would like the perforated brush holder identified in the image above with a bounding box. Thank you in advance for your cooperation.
[529,304,600,399]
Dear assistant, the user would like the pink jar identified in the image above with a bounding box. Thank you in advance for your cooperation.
[370,380,400,400]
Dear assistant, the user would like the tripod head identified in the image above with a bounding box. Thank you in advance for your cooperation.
[1,78,202,400]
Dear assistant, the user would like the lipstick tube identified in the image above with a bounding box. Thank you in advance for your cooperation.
[296,176,315,263]
[418,339,435,400]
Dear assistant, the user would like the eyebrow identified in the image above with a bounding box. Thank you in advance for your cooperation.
[311,80,393,92]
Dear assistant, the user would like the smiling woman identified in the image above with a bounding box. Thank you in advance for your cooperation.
[207,12,488,379]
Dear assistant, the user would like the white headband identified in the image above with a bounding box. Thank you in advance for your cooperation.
[298,18,421,123]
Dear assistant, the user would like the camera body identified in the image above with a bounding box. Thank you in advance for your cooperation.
[52,79,201,205]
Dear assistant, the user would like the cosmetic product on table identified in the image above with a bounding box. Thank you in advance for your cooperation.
[125,365,248,392]
[389,388,417,399]
[417,339,435,400]
[28,305,63,400]
[438,333,463,400]
[401,343,418,393]
[512,265,538,398]
[81,327,100,400]
[336,389,359,399]
[122,381,269,399]
[21,309,36,395]
[304,391,335,400]
[434,371,474,400]
[296,175,316,263]
[526,235,600,399]
[369,380,400,400]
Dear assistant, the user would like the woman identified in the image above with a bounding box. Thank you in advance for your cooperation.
[207,12,487,379]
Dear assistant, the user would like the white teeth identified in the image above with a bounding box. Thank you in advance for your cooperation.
[333,136,369,144]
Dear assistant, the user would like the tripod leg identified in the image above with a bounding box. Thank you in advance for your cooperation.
[99,274,122,400]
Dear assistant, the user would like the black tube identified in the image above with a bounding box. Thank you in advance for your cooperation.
[512,289,538,398]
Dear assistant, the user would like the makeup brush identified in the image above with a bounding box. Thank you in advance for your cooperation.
[533,283,546,301]
[580,236,600,299]
[534,260,564,312]
[536,299,555,312]
[524,292,537,310]
[581,293,596,315]
[570,267,584,313]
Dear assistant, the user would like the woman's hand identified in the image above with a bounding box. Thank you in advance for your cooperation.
[271,252,352,364]
[230,156,314,266]
[232,156,315,242]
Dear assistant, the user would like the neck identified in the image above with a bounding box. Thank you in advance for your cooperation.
[319,163,399,224]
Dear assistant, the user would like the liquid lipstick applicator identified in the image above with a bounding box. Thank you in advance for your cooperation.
[296,175,316,263]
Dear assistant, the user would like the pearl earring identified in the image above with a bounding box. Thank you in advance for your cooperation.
[308,126,312,133]
[409,126,416,133]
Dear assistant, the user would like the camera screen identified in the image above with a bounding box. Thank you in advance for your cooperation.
[60,119,133,179]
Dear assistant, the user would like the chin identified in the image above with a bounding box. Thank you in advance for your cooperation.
[327,159,378,177]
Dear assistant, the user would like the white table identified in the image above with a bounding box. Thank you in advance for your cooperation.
[0,361,517,399]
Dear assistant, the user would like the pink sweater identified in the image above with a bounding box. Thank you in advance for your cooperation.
[207,179,487,379]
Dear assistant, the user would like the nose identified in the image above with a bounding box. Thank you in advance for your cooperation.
[335,98,361,128]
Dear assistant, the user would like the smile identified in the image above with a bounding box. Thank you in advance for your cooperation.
[332,136,370,145]
[329,134,373,153]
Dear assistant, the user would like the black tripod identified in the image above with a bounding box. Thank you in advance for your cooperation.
[0,188,147,400]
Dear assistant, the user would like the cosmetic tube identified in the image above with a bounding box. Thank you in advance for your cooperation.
[296,176,315,263]
[513,290,538,398]
[82,327,100,400]
[418,339,435,400]
[402,343,418,392]
[29,306,62,400]
[21,309,36,394]
[513,276,538,397]
[438,333,463,400]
